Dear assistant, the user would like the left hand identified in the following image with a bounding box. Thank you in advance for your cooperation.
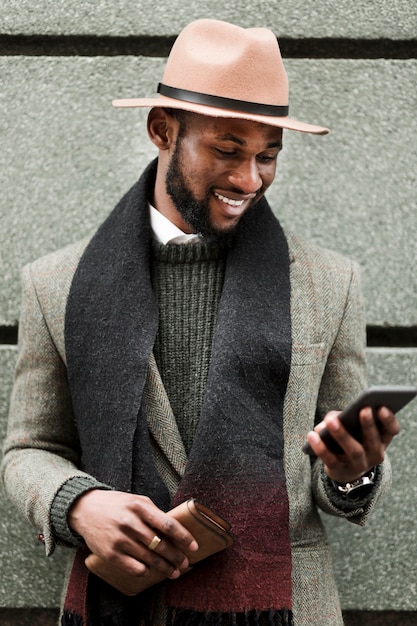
[306,406,400,483]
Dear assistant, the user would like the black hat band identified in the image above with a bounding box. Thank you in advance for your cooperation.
[158,83,289,117]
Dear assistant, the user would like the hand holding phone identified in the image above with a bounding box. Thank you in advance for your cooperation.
[303,385,417,455]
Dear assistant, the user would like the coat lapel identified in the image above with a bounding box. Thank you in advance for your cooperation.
[144,353,188,479]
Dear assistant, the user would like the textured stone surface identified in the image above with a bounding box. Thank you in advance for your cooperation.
[0,609,59,626]
[343,612,417,626]
[322,348,417,610]
[1,56,416,326]
[0,347,68,608]
[0,0,415,38]
[0,347,17,439]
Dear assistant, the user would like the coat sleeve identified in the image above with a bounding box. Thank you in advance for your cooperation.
[1,261,107,555]
[311,259,392,525]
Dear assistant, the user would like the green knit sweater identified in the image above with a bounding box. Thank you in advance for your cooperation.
[151,239,227,453]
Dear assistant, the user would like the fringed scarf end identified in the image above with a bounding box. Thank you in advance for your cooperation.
[166,608,293,625]
[61,610,85,626]
[61,608,138,626]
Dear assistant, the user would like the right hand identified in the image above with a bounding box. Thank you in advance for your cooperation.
[68,489,199,579]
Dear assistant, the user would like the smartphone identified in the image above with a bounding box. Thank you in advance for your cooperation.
[302,385,417,455]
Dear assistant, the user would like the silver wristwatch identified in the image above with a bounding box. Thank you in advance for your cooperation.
[332,467,376,499]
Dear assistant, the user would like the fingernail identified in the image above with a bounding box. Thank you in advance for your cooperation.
[361,408,373,423]
[309,431,320,442]
[169,568,181,579]
[189,540,199,552]
[327,417,340,431]
[180,557,189,569]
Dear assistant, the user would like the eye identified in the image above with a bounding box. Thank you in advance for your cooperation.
[215,148,237,158]
[257,153,278,163]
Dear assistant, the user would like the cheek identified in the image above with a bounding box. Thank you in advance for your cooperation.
[261,163,278,189]
[181,146,215,182]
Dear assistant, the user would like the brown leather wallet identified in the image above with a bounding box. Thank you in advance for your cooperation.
[84,498,234,596]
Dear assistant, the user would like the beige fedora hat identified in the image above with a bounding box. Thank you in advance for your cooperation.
[113,19,329,135]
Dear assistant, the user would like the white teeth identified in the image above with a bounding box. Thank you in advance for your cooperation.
[214,192,244,207]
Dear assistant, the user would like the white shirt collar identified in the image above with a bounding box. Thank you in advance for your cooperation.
[149,204,201,245]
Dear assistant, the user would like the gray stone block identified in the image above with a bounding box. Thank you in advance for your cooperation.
[322,348,417,610]
[0,55,159,325]
[0,347,16,443]
[0,608,59,626]
[277,59,417,329]
[1,57,416,327]
[0,347,67,608]
[1,0,415,39]
[343,612,417,626]
[0,499,68,608]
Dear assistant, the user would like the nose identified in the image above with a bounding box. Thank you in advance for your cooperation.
[227,159,262,195]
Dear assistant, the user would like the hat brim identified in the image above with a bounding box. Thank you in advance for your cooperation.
[112,95,329,135]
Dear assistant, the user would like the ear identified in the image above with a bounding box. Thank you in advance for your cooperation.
[147,107,177,151]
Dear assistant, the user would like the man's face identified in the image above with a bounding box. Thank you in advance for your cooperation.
[164,113,283,240]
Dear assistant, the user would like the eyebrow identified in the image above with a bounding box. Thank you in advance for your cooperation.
[215,133,282,150]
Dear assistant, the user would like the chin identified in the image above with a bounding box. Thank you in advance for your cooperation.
[205,223,240,243]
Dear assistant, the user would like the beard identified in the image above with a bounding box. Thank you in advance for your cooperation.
[165,140,236,242]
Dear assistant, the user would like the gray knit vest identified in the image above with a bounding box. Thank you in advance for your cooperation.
[151,239,227,453]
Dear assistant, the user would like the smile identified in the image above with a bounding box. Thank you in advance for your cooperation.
[214,192,245,208]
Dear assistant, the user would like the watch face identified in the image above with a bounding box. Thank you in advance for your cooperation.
[344,482,374,500]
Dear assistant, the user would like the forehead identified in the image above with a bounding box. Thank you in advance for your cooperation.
[181,112,283,146]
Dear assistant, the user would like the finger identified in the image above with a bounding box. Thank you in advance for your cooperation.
[323,412,364,459]
[358,406,383,449]
[314,411,340,433]
[307,428,372,483]
[124,499,200,575]
[140,503,199,555]
[359,406,400,457]
[123,521,192,573]
[145,535,184,578]
[113,533,185,579]
[320,414,371,478]
[141,534,189,576]
[306,430,341,467]
[376,406,401,446]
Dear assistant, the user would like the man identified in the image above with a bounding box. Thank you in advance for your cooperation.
[1,19,400,626]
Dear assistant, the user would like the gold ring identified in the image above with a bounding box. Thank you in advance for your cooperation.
[147,535,162,551]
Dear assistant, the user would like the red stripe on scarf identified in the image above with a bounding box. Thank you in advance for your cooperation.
[166,478,292,613]
[63,548,90,624]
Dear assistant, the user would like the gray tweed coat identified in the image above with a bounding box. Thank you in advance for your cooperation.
[2,184,391,625]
